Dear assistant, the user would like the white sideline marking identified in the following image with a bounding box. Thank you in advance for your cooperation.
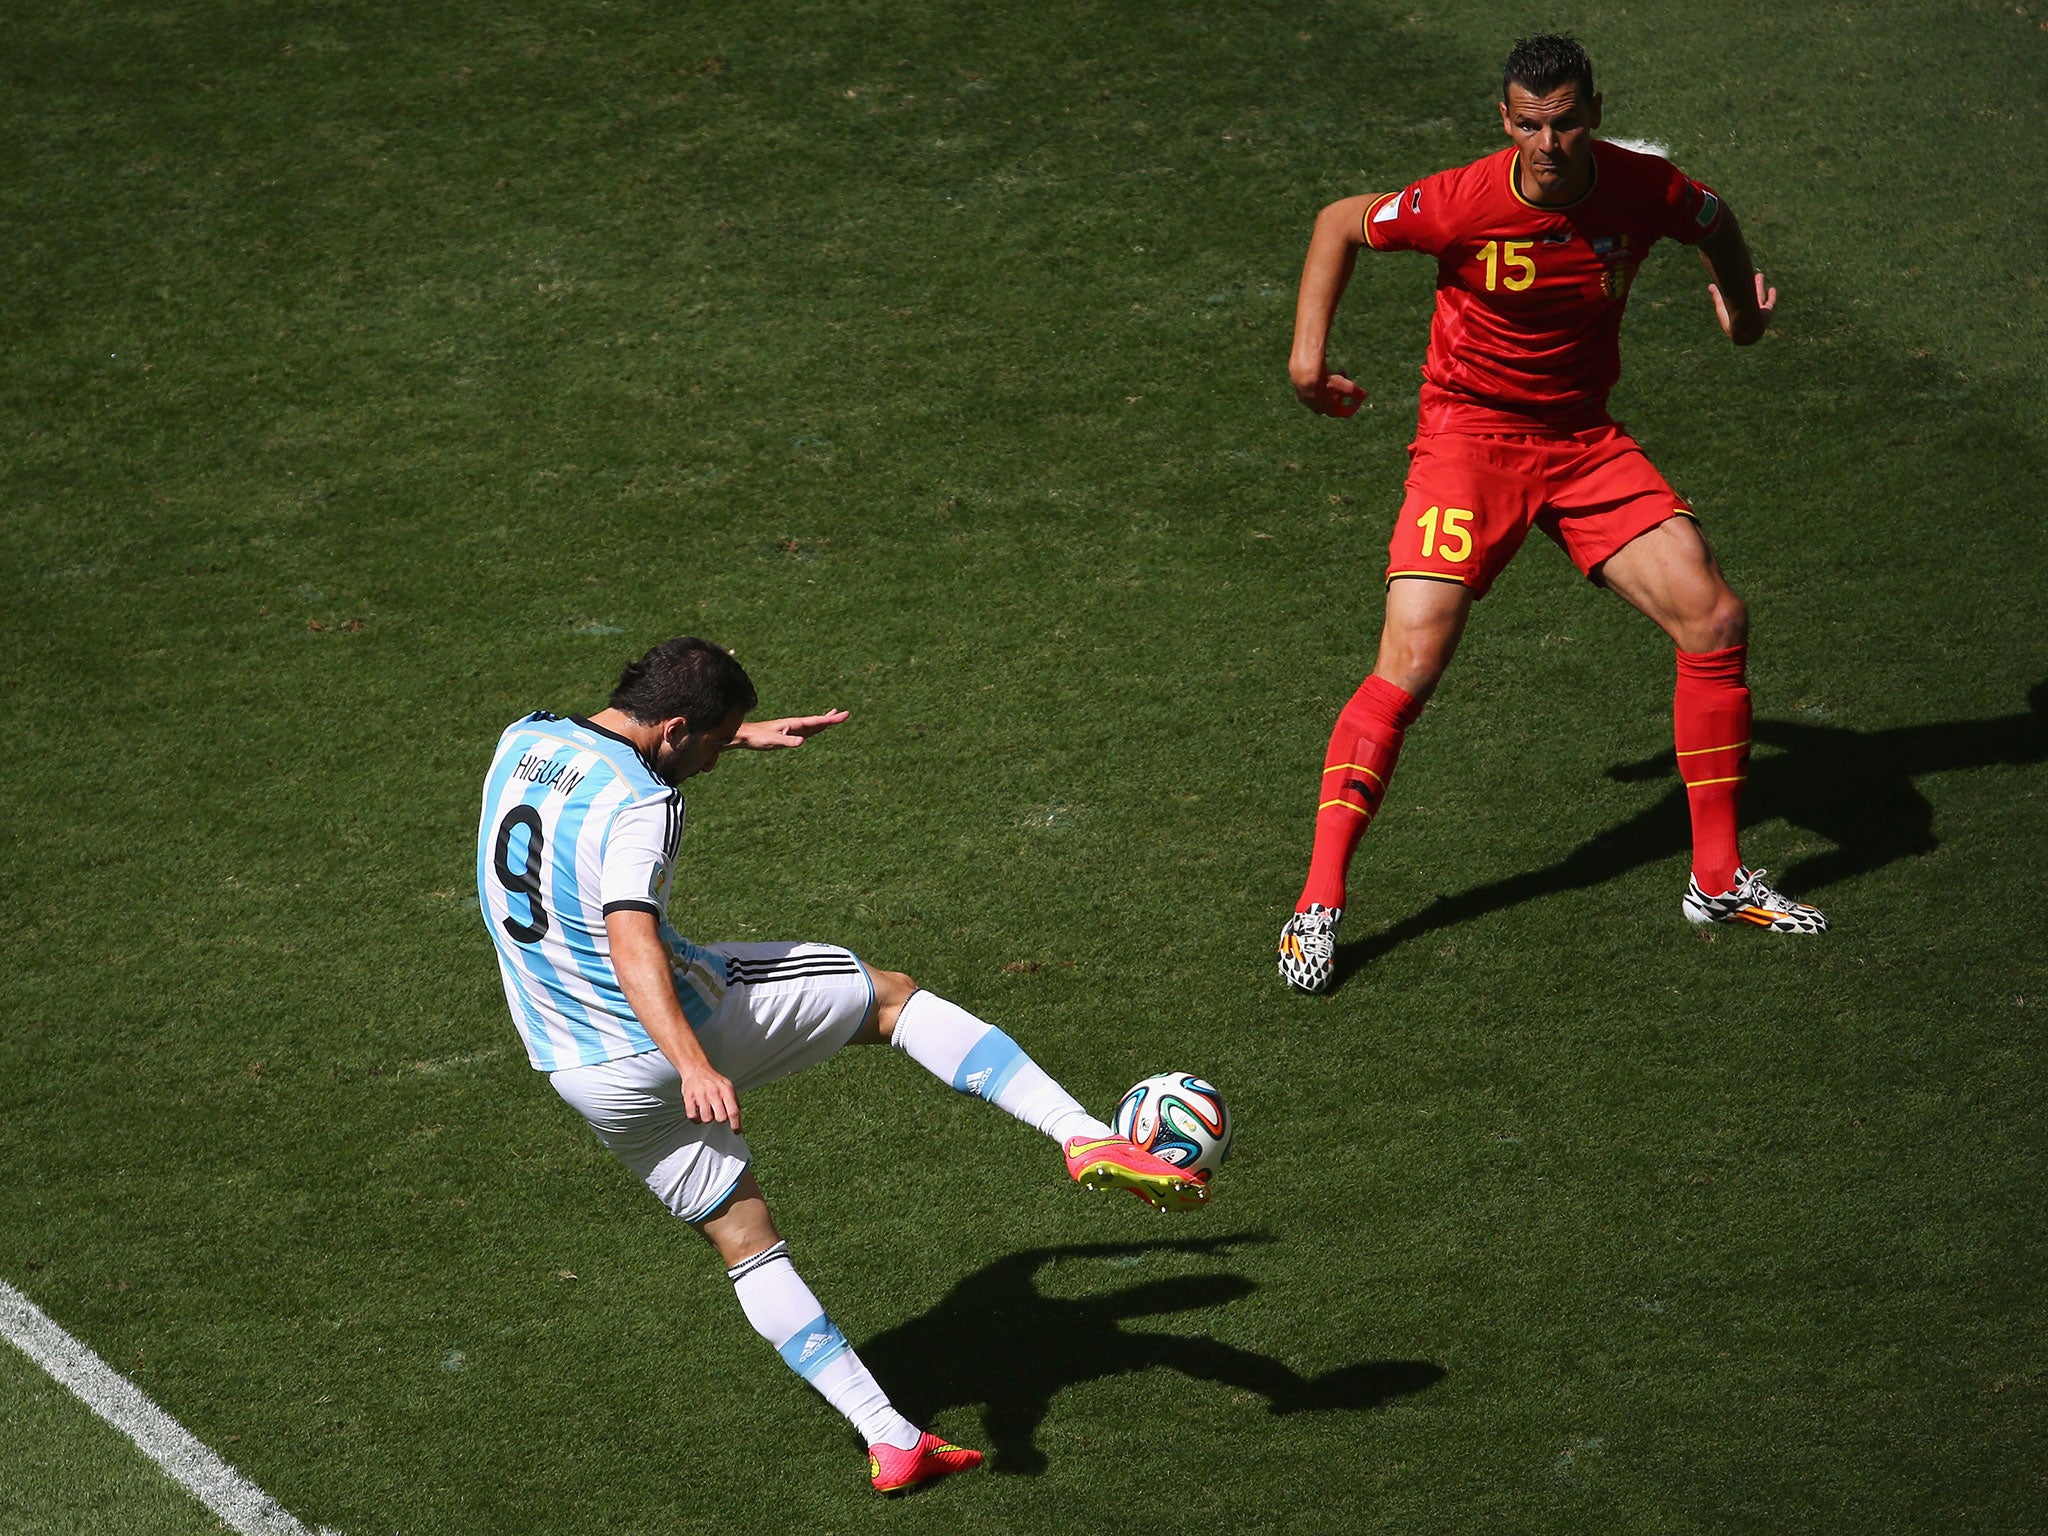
[0,1281,338,1536]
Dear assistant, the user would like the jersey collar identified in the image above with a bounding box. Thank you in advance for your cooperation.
[571,714,666,781]
[1505,146,1599,211]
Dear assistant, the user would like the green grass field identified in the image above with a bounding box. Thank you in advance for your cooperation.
[4,1,2045,1531]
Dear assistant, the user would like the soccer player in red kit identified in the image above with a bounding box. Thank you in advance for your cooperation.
[1276,34,1826,994]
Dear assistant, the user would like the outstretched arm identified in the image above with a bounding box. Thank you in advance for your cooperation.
[1697,204,1776,346]
[607,908,741,1130]
[733,709,849,750]
[1289,194,1377,415]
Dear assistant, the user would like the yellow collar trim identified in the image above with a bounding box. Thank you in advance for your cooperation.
[1506,148,1599,211]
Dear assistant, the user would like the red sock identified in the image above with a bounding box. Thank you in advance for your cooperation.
[1298,675,1422,912]
[1674,644,1750,893]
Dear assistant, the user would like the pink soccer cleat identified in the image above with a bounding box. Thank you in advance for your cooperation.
[868,1431,983,1494]
[1063,1134,1210,1212]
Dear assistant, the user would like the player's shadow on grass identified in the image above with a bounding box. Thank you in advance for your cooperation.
[860,1234,1444,1475]
[1335,680,2048,980]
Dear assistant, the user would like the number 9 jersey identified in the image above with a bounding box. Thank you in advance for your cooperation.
[478,711,722,1071]
[1363,140,1724,436]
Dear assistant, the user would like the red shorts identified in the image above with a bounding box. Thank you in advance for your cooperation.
[1385,425,1694,598]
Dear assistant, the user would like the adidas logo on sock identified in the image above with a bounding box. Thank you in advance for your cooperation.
[799,1332,834,1364]
[964,1068,993,1095]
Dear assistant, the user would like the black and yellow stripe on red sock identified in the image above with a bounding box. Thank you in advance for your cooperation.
[1298,675,1423,911]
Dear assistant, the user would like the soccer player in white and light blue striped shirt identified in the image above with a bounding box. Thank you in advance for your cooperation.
[478,637,1207,1495]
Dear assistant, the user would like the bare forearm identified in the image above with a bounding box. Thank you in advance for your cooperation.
[1697,210,1754,301]
[604,908,740,1128]
[608,914,713,1074]
[1697,207,1771,345]
[1290,196,1373,385]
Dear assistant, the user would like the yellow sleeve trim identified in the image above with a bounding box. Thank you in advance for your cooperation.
[1361,191,1400,249]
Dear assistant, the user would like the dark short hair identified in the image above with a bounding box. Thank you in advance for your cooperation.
[1503,34,1595,102]
[609,637,758,727]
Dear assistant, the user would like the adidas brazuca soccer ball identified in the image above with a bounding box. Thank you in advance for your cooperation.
[1112,1073,1233,1178]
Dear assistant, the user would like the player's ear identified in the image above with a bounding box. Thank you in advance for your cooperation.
[1588,92,1603,131]
[1498,97,1513,137]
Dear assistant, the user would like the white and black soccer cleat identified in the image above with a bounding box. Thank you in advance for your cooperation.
[1277,904,1342,992]
[1682,867,1828,934]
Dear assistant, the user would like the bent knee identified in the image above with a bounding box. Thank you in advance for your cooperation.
[869,966,916,1003]
[1695,592,1749,651]
[1386,666,1446,705]
[863,968,918,1035]
[1664,576,1748,653]
[702,1214,780,1268]
[1373,638,1454,702]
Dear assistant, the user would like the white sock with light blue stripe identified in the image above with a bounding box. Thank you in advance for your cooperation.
[727,1242,921,1451]
[891,991,1113,1143]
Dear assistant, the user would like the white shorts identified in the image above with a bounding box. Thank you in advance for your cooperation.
[548,942,874,1224]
